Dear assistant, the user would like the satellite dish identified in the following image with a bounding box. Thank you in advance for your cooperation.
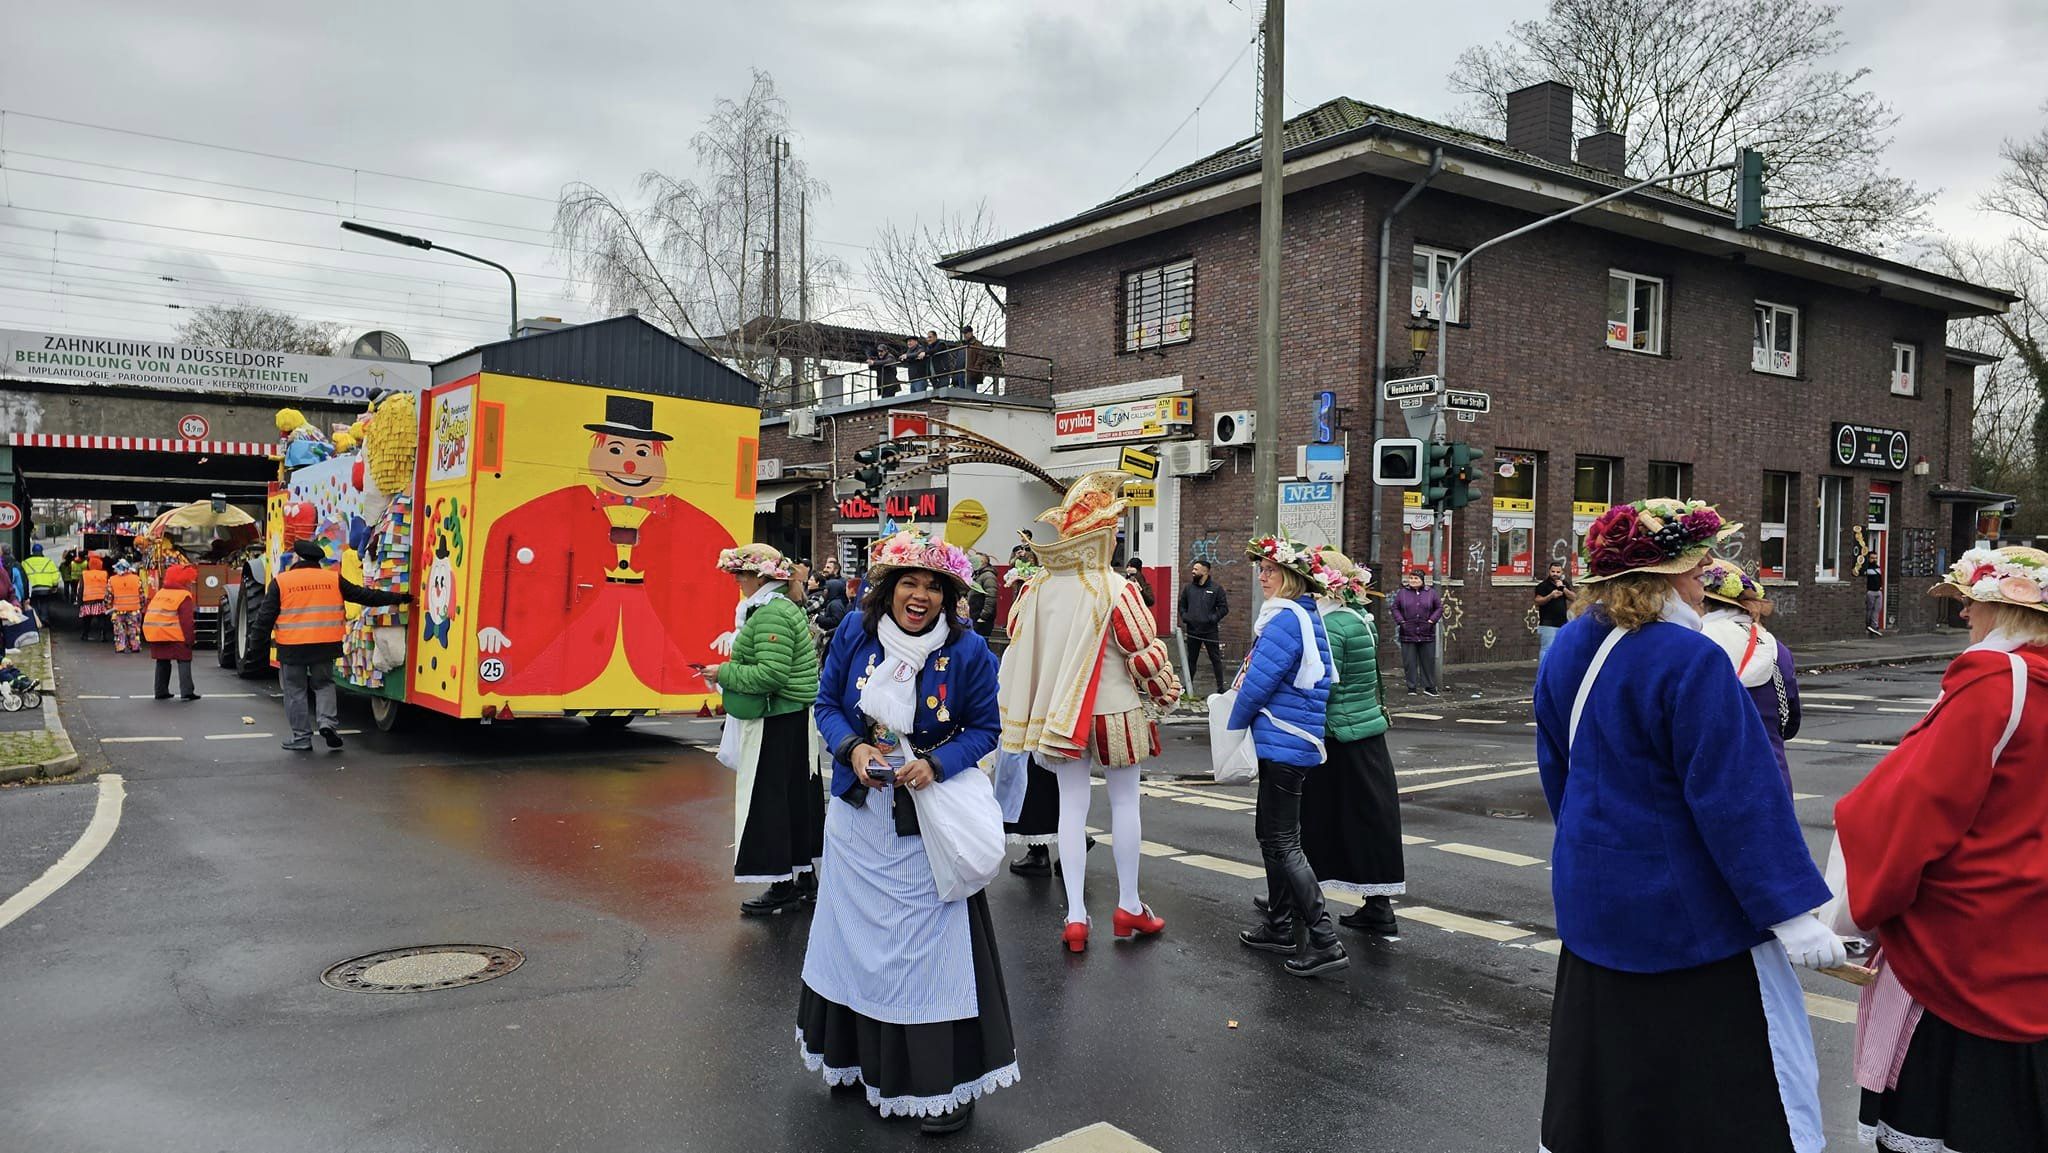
[350,330,412,362]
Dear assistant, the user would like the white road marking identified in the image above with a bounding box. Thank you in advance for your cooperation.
[1455,717,1510,726]
[0,774,125,933]
[1021,1122,1164,1153]
[1803,692,1876,701]
[1530,938,1564,955]
[1172,794,1255,812]
[1175,853,1267,880]
[209,693,257,698]
[336,729,363,736]
[1392,712,1443,721]
[204,733,274,740]
[1802,702,1857,711]
[1397,766,1539,795]
[1792,792,1823,801]
[1401,834,1434,845]
[1396,761,1532,777]
[1877,707,1927,715]
[1137,840,1183,858]
[1856,743,1895,751]
[1787,737,1833,746]
[125,695,158,700]
[1434,842,1544,867]
[101,736,181,744]
[78,694,121,700]
[1805,992,1859,1025]
[1401,906,1532,942]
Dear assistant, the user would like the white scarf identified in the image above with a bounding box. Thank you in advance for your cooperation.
[859,614,949,736]
[713,580,785,656]
[1254,595,1327,691]
[1659,595,1703,632]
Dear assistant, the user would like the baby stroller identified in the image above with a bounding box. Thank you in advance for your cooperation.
[0,673,41,712]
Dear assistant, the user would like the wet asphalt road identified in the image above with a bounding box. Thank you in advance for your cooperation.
[0,633,1950,1152]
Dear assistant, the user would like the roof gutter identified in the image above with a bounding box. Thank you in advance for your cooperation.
[1370,140,1440,570]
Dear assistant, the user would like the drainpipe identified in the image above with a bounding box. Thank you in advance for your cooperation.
[1368,146,1443,573]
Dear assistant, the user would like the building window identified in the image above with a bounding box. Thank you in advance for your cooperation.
[1760,472,1793,581]
[1816,475,1846,581]
[1401,492,1451,578]
[1606,271,1665,354]
[1647,461,1691,501]
[1753,300,1799,375]
[1892,342,1917,396]
[1411,244,1465,323]
[1492,451,1538,580]
[1571,456,1617,578]
[1121,259,1195,352]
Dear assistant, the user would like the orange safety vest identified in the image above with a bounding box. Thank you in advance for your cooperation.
[275,567,346,646]
[143,588,194,643]
[82,568,109,602]
[108,573,145,613]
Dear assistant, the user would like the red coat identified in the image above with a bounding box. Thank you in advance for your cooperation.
[1836,643,2048,1042]
[473,486,736,698]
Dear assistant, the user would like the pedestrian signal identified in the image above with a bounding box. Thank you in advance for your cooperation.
[1371,438,1425,487]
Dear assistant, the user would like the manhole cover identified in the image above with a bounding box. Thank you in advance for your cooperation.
[321,945,523,994]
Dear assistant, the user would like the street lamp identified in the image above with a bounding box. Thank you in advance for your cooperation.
[340,221,519,340]
[1406,313,1435,371]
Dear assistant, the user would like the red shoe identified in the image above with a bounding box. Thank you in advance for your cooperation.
[1061,920,1089,953]
[1113,904,1165,939]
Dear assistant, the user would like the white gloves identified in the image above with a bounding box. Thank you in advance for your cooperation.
[1769,913,1849,970]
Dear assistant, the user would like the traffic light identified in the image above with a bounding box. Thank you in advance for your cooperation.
[1372,437,1425,486]
[1447,442,1477,510]
[1735,148,1766,231]
[1423,442,1454,508]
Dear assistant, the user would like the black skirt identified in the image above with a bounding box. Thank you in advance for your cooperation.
[1543,945,1804,1153]
[733,710,826,883]
[797,892,1018,1118]
[1002,759,1060,845]
[1299,734,1405,895]
[1858,1008,2048,1152]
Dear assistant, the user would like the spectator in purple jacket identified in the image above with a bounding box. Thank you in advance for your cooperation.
[1698,561,1801,793]
[1389,569,1443,696]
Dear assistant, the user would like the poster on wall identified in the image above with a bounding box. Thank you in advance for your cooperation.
[428,385,475,483]
[1279,481,1343,550]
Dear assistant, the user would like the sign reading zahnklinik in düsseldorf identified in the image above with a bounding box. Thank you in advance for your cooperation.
[0,327,429,402]
[1830,422,1910,471]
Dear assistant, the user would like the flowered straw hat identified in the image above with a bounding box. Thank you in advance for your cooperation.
[1579,498,1742,584]
[1312,548,1371,607]
[1699,559,1767,608]
[716,542,794,581]
[1247,530,1329,593]
[1930,546,2048,614]
[866,528,975,589]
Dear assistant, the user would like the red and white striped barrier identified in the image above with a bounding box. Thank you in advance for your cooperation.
[5,433,274,456]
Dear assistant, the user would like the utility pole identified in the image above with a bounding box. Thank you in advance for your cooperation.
[1252,0,1284,539]
[1252,2,1267,136]
[798,186,810,391]
[768,135,789,387]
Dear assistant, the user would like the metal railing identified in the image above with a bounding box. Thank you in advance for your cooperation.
[760,346,1053,415]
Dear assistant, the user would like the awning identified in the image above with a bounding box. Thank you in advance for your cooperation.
[1929,484,2017,505]
[754,480,816,514]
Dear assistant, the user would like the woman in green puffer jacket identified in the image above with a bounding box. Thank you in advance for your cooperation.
[1302,549,1406,936]
[705,544,825,917]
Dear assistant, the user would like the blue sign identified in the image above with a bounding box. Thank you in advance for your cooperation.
[1281,482,1335,504]
[1313,390,1336,444]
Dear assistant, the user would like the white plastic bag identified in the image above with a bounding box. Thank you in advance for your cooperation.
[910,766,1006,902]
[1208,691,1258,784]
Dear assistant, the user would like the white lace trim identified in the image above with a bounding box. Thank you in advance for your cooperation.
[1857,1120,1950,1152]
[1323,880,1406,897]
[1005,833,1060,846]
[796,1028,1020,1117]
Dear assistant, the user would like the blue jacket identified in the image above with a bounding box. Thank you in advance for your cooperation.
[815,610,1001,799]
[1228,595,1332,766]
[1533,611,1831,974]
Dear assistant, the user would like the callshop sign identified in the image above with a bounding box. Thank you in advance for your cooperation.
[1831,423,1910,471]
[0,326,429,401]
[1052,395,1194,448]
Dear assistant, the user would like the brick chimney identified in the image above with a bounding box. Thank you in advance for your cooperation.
[1506,81,1575,166]
[1577,126,1626,175]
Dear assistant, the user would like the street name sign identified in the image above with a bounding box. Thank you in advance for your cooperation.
[1383,375,1441,401]
[1443,389,1492,414]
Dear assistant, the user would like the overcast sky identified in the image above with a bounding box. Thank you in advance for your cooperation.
[1,0,2041,361]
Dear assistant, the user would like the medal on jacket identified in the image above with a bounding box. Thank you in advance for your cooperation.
[936,684,950,723]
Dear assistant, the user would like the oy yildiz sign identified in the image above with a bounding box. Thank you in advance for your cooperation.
[1830,423,1910,472]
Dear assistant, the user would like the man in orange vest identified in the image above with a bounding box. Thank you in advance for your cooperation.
[144,564,201,700]
[253,540,409,751]
[79,555,111,643]
[107,562,147,653]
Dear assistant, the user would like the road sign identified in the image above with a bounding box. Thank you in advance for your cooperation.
[1313,390,1336,444]
[1118,445,1160,480]
[1455,411,1477,422]
[177,413,210,439]
[1383,375,1441,401]
[1125,481,1157,507]
[0,502,17,531]
[1444,389,1491,415]
[1397,397,1424,409]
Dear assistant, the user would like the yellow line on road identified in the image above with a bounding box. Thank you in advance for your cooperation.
[1434,842,1544,867]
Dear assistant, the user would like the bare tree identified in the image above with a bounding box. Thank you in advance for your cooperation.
[175,302,342,355]
[864,202,1007,345]
[553,69,846,384]
[1448,0,1930,249]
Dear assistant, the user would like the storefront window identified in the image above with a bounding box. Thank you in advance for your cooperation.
[1492,451,1537,581]
[1401,491,1451,577]
[1647,461,1691,501]
[1760,471,1793,580]
[1571,457,1616,578]
[1815,476,1845,581]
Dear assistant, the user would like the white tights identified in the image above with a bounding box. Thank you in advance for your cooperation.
[1054,760,1144,924]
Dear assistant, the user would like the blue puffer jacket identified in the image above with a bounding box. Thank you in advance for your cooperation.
[1227,594,1332,766]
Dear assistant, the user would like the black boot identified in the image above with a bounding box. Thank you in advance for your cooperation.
[1008,845,1051,877]
[1238,921,1297,955]
[741,881,801,917]
[1286,936,1350,978]
[920,1100,973,1135]
[1339,895,1399,935]
[796,870,818,902]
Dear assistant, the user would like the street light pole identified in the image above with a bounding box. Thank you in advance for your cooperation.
[340,221,520,339]
[1252,0,1284,539]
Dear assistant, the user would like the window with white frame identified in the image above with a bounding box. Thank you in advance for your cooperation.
[1647,461,1691,501]
[1892,342,1917,396]
[1121,259,1195,352]
[1753,301,1799,375]
[1411,245,1465,322]
[1816,475,1845,581]
[1760,471,1793,580]
[1606,271,1665,354]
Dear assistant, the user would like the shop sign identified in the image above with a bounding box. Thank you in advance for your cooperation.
[1053,395,1194,448]
[1831,423,1910,471]
[1278,481,1342,549]
[1571,501,1608,518]
[755,457,784,483]
[1,325,428,400]
[1126,482,1157,507]
[837,488,948,523]
[1492,497,1534,513]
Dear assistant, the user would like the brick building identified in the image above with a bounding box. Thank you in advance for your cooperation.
[928,83,2015,665]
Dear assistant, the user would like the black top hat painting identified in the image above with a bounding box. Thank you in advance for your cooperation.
[583,394,674,442]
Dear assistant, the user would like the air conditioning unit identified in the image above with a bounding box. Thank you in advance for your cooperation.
[1160,440,1211,477]
[788,409,821,440]
[1212,411,1256,447]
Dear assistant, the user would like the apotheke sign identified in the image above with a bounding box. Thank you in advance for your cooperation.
[0,327,429,401]
[1831,423,1910,471]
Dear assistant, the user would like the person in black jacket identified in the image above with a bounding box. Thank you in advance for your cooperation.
[252,540,409,751]
[1179,559,1229,693]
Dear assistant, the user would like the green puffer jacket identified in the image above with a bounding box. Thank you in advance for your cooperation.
[1322,603,1389,742]
[717,594,821,720]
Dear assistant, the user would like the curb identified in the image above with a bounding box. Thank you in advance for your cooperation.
[0,638,83,784]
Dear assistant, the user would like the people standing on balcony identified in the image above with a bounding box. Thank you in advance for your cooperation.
[1390,570,1443,696]
[957,324,987,390]
[1180,559,1230,695]
[865,341,901,397]
[902,334,930,392]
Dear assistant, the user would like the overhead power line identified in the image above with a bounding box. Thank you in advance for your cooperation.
[1111,32,1261,198]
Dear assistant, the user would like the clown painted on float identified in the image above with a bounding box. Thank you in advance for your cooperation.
[471,394,736,698]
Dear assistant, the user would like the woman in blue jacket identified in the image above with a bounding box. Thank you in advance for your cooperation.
[797,530,1016,1135]
[1229,533,1345,978]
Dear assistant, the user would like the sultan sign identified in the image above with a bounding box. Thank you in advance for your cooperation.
[0,327,429,402]
[1052,395,1194,449]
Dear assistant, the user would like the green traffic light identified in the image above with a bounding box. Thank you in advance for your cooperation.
[1423,442,1453,507]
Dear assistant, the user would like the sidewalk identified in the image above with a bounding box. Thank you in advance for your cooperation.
[0,629,81,784]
